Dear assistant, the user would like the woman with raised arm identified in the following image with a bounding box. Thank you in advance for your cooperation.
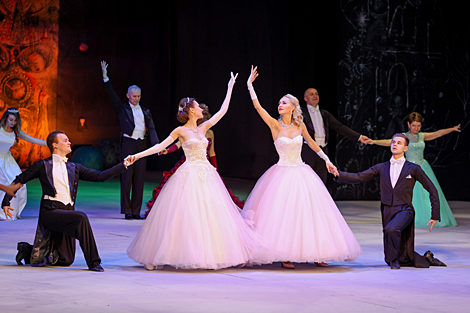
[126,72,264,270]
[369,112,459,227]
[0,108,47,221]
[241,66,362,269]
[144,103,244,217]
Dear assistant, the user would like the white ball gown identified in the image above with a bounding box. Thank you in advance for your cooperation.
[241,135,362,264]
[127,137,265,270]
[0,127,27,221]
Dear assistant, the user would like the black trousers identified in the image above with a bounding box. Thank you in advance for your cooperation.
[382,205,430,268]
[120,136,147,215]
[40,200,100,267]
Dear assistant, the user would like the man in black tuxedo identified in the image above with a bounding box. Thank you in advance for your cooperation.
[101,61,159,220]
[303,88,370,185]
[2,131,135,272]
[335,133,446,269]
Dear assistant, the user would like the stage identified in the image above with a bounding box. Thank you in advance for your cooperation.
[1,172,469,313]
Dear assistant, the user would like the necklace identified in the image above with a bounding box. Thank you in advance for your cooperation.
[185,126,199,133]
[278,118,294,128]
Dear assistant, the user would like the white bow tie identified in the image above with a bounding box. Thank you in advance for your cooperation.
[53,156,68,163]
[309,106,320,113]
[390,158,404,165]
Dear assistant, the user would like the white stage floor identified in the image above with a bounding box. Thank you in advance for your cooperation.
[1,177,469,313]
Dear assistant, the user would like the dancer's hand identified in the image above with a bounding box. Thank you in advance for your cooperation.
[453,124,461,132]
[326,162,339,177]
[359,135,371,144]
[427,219,438,232]
[158,149,168,155]
[247,65,259,87]
[0,182,21,197]
[228,71,238,88]
[101,61,109,80]
[2,206,14,220]
[124,155,138,167]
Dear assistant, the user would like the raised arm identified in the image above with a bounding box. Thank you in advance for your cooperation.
[101,60,123,114]
[18,131,47,146]
[247,66,278,130]
[199,72,238,133]
[423,124,461,141]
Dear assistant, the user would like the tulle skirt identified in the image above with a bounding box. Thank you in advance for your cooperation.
[412,160,457,227]
[0,152,27,221]
[242,163,362,264]
[127,160,265,270]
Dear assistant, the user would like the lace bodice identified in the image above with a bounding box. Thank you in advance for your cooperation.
[182,137,209,162]
[274,135,304,167]
[181,137,213,181]
[404,132,425,165]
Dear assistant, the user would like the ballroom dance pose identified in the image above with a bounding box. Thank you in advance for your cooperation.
[0,108,48,221]
[145,103,243,217]
[2,131,135,272]
[126,72,265,270]
[101,61,159,220]
[241,66,362,269]
[336,133,447,269]
[369,112,459,227]
[302,88,370,185]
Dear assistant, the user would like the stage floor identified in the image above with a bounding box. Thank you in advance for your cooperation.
[1,172,469,313]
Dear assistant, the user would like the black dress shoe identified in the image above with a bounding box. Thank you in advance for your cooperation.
[390,259,400,269]
[132,215,143,220]
[89,261,104,272]
[16,242,33,265]
[125,214,133,220]
[424,250,447,267]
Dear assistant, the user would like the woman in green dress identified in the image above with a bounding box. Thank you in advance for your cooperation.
[369,112,460,227]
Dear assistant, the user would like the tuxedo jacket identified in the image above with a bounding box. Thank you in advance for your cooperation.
[302,107,360,147]
[336,160,440,221]
[2,157,127,208]
[104,81,159,146]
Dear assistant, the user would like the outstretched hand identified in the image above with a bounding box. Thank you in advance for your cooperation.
[359,135,371,144]
[228,71,238,88]
[247,65,259,87]
[453,124,461,132]
[100,60,109,79]
[427,219,438,232]
[124,155,139,167]
[326,163,339,177]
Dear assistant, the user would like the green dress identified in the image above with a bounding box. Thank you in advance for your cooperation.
[404,132,457,227]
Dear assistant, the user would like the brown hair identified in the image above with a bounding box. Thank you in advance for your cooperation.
[177,97,195,123]
[408,112,423,123]
[47,130,66,153]
[197,103,211,126]
[0,108,22,142]
[392,133,410,146]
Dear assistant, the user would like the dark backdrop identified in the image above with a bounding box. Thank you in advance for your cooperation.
[56,0,469,200]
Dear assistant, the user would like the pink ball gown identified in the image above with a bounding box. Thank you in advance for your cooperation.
[127,137,264,270]
[242,135,362,264]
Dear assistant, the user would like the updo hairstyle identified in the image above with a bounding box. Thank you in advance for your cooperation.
[177,97,195,123]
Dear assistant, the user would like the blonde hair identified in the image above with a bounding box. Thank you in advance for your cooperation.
[281,94,303,127]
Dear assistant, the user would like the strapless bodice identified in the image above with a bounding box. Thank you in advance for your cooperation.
[274,135,304,167]
[182,137,209,162]
[404,132,425,165]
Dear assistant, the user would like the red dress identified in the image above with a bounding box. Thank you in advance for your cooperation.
[145,138,244,217]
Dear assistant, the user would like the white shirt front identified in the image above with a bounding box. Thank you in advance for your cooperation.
[46,154,73,205]
[124,103,146,140]
[390,156,406,188]
[307,104,326,147]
